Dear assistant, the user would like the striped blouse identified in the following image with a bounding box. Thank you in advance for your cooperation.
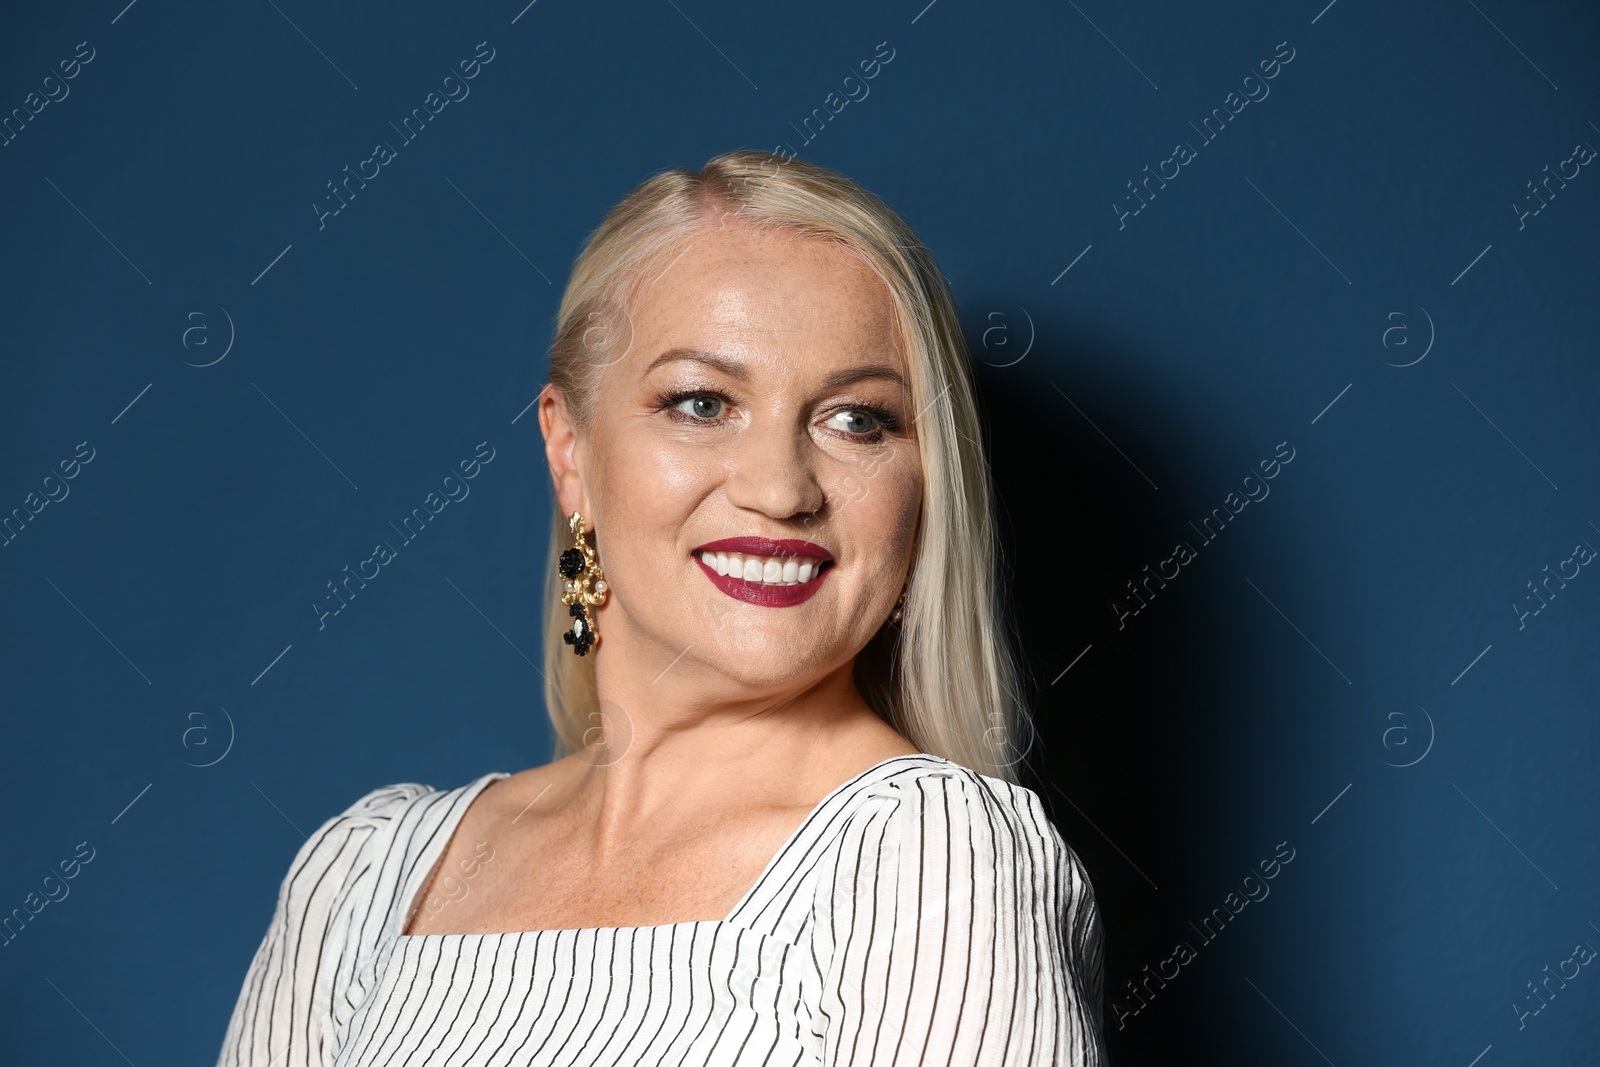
[214,753,1106,1066]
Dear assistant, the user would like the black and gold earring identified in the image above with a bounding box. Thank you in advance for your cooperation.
[559,511,608,656]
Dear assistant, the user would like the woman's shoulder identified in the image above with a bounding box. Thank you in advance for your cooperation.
[806,756,1107,1048]
[903,762,1104,991]
[859,755,1080,855]
[811,753,1093,894]
[280,773,509,929]
[215,773,509,1062]
[292,775,508,971]
[325,779,437,826]
[306,773,505,855]
[277,780,431,891]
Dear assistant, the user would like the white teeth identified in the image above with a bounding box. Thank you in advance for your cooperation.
[696,550,827,586]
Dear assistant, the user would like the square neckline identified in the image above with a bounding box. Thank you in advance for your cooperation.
[395,752,943,940]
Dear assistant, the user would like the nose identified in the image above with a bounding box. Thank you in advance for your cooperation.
[722,421,826,520]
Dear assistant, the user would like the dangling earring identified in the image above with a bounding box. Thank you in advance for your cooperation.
[558,511,608,656]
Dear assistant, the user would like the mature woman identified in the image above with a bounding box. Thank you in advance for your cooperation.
[215,150,1105,1066]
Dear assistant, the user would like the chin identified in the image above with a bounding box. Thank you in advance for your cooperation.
[690,622,843,684]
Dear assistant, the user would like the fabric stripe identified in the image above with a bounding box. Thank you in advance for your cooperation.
[213,754,1105,1066]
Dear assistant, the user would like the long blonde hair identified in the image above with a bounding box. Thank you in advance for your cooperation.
[541,149,1029,782]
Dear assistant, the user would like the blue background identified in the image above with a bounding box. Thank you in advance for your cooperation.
[2,0,1596,1063]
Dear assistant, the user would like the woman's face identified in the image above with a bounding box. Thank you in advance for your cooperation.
[550,216,923,694]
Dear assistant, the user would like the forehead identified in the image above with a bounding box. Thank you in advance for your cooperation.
[624,220,905,374]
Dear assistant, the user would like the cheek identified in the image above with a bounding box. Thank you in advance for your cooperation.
[589,432,721,567]
[841,458,921,548]
[596,428,712,506]
[609,440,704,499]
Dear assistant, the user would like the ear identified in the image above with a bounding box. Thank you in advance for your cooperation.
[538,384,590,519]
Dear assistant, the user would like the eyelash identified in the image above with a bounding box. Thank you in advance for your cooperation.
[656,389,902,441]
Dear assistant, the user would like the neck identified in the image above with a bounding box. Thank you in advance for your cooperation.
[560,617,899,847]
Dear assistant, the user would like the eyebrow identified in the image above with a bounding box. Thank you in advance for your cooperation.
[643,347,908,390]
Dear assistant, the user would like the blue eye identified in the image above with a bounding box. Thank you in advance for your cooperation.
[672,394,724,419]
[823,409,878,435]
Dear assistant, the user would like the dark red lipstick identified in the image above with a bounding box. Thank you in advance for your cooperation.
[691,537,834,607]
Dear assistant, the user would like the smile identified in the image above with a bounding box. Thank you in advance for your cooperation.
[691,537,834,607]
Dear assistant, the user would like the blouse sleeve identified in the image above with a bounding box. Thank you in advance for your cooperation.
[810,769,1107,1066]
[213,782,428,1067]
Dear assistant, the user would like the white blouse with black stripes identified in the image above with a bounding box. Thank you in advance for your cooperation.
[214,753,1106,1066]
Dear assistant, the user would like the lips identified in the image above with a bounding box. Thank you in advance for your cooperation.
[691,537,834,607]
[693,537,834,561]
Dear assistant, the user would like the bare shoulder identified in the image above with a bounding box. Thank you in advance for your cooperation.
[820,720,921,777]
[402,758,582,935]
[476,755,583,816]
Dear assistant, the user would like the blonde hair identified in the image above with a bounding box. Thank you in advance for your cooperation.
[541,149,1030,782]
